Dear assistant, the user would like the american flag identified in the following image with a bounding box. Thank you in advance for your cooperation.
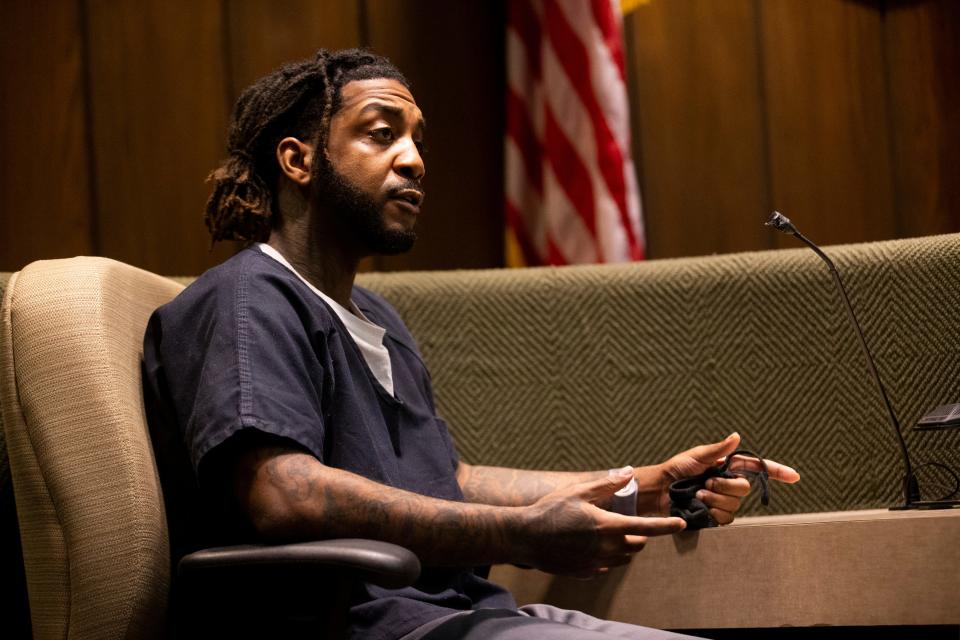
[505,0,645,266]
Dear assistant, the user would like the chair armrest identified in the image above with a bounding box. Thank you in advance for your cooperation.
[173,539,420,637]
[178,538,421,590]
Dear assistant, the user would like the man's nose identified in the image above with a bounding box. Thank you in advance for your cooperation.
[394,138,425,181]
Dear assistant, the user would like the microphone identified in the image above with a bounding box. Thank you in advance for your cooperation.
[765,212,932,509]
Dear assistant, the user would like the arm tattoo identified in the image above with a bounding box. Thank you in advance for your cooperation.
[264,453,318,501]
[459,465,606,506]
[241,448,527,568]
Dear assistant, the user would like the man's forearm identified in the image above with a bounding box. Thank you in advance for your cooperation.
[233,445,686,577]
[458,462,668,514]
[240,448,530,568]
[457,463,607,506]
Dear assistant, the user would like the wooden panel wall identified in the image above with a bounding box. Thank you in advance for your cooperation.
[1,0,957,273]
[625,0,772,258]
[84,0,234,275]
[625,0,960,258]
[884,0,960,238]
[761,0,896,248]
[225,0,363,96]
[0,2,94,270]
[0,0,503,275]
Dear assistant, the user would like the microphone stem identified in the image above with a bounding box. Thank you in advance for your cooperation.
[791,231,917,506]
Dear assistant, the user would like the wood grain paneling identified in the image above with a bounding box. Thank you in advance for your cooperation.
[884,0,960,238]
[3,1,957,275]
[365,0,506,271]
[625,0,771,259]
[225,0,362,104]
[760,0,896,248]
[84,0,234,275]
[0,1,93,271]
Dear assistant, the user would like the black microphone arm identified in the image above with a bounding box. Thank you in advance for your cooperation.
[765,211,921,509]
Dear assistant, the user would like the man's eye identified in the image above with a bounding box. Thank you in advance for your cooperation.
[369,128,394,144]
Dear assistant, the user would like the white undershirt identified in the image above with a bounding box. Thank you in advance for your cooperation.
[256,243,395,396]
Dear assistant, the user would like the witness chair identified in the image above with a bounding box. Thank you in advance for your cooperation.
[0,257,419,639]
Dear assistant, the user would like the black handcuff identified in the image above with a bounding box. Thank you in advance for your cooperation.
[668,449,770,530]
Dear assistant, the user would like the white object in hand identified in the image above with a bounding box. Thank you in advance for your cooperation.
[609,466,638,516]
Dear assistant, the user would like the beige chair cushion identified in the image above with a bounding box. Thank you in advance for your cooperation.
[0,258,184,639]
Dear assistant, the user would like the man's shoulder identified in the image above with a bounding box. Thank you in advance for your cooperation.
[179,246,275,294]
[148,247,343,355]
[159,247,312,321]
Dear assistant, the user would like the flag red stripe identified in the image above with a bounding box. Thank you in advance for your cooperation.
[546,235,568,266]
[543,0,640,254]
[509,0,542,82]
[543,106,598,241]
[506,88,543,195]
[590,0,628,83]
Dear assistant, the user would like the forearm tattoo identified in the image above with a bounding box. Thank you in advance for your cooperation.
[458,465,606,506]
[248,449,526,567]
[236,448,632,573]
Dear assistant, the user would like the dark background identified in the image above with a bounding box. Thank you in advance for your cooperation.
[2,0,958,275]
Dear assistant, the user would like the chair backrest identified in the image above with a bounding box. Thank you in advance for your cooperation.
[0,258,184,639]
[0,271,31,638]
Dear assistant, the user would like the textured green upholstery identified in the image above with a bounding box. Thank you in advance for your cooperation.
[358,234,960,515]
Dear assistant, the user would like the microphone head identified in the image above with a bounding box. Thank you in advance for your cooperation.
[766,211,798,235]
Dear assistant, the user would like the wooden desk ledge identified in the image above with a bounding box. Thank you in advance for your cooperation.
[490,509,960,630]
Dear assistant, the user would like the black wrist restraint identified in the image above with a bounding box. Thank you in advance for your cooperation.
[668,449,770,530]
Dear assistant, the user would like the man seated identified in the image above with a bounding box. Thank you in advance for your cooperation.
[142,48,799,640]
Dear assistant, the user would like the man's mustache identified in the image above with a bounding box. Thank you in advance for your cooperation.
[387,180,425,202]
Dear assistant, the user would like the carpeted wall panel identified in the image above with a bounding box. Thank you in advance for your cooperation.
[359,234,960,515]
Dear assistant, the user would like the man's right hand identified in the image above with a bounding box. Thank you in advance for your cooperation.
[516,469,686,578]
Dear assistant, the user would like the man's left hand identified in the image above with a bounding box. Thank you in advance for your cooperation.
[639,432,800,525]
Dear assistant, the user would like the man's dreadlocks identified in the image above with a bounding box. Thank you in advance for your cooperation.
[204,48,409,244]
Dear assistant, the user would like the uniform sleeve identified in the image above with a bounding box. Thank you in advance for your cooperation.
[433,417,460,471]
[146,264,334,475]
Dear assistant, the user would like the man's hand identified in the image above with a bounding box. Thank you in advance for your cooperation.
[517,469,686,578]
[639,432,801,525]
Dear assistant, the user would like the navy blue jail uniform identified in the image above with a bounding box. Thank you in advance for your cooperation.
[141,247,515,640]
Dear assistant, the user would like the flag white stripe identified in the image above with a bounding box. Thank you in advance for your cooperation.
[504,138,547,257]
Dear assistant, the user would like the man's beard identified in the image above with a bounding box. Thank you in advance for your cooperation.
[313,161,418,256]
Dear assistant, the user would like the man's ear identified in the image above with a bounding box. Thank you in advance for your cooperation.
[276,137,314,186]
